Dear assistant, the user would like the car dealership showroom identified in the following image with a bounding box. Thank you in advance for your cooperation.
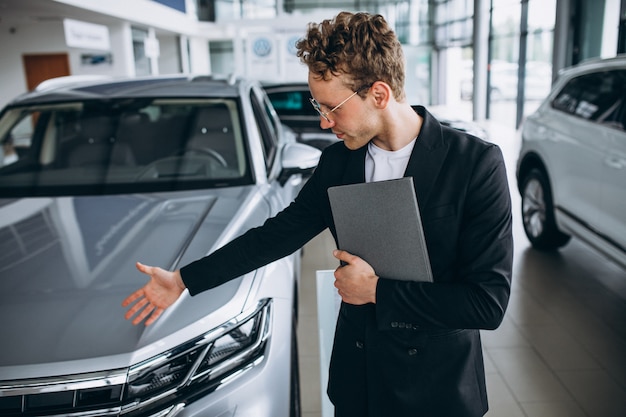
[0,1,624,417]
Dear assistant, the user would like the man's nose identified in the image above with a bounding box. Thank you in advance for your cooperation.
[320,116,335,129]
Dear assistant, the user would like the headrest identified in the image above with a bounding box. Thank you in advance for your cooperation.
[79,115,115,142]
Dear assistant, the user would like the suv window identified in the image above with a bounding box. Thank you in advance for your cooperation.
[551,69,626,130]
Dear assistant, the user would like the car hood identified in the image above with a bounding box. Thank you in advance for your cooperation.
[0,187,262,377]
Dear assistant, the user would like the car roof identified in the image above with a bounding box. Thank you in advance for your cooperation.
[558,54,626,78]
[261,81,309,91]
[8,74,247,106]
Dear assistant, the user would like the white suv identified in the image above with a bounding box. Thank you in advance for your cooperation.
[516,55,626,269]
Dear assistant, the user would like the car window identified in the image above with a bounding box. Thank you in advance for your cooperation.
[0,111,39,168]
[249,90,278,172]
[268,90,303,112]
[0,99,253,196]
[267,89,317,117]
[551,69,626,131]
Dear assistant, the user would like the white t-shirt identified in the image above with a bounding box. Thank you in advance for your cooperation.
[365,138,416,183]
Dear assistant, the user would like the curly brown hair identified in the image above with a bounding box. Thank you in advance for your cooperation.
[296,11,405,100]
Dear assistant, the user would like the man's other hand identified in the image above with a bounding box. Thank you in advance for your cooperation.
[332,249,378,305]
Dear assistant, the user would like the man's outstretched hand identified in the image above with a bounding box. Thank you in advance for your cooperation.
[122,262,186,326]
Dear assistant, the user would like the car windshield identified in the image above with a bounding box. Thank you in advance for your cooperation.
[0,98,252,197]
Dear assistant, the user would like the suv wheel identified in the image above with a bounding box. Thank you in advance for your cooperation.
[521,168,571,250]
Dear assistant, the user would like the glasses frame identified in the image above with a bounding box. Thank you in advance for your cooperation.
[309,85,370,122]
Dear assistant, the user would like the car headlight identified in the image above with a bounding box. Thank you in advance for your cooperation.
[123,299,272,414]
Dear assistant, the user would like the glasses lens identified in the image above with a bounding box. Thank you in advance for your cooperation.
[309,98,329,121]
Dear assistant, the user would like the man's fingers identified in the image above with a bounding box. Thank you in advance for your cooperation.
[333,249,358,264]
[132,303,156,326]
[124,297,149,320]
[122,289,144,307]
[145,308,164,326]
[135,261,154,276]
[123,295,161,326]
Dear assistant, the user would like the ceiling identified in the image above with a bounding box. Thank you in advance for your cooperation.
[0,0,121,26]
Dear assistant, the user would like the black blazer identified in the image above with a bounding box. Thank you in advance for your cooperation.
[182,106,513,417]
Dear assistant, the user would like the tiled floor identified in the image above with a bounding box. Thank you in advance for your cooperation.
[296,118,626,417]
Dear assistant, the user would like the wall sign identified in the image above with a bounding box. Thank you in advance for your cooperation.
[64,18,110,51]
[247,35,278,80]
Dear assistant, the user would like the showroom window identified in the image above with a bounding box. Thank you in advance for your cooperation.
[433,0,474,46]
[198,0,276,20]
[210,40,235,75]
[132,27,151,76]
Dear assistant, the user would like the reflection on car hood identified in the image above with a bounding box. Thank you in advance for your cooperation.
[0,187,260,375]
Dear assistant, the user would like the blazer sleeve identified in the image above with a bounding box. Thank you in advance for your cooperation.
[375,142,513,331]
[180,146,340,296]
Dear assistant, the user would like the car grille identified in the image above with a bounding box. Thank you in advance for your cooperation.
[0,370,127,416]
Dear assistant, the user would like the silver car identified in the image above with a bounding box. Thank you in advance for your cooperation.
[0,75,322,416]
[516,56,626,269]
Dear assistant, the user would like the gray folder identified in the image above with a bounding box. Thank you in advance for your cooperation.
[328,177,433,282]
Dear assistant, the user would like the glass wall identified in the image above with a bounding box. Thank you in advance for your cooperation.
[432,0,474,113]
[489,0,521,126]
[198,0,277,21]
[210,40,236,75]
[575,0,608,62]
[433,0,474,46]
[198,0,563,126]
[525,0,556,112]
[403,0,433,104]
[197,0,622,128]
[489,0,555,127]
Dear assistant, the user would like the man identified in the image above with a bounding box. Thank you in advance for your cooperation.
[123,11,513,417]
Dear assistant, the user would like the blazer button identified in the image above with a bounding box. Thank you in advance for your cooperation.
[408,348,418,356]
[391,322,398,328]
[356,341,364,349]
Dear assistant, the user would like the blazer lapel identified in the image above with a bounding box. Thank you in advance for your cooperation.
[404,106,450,207]
[335,106,449,205]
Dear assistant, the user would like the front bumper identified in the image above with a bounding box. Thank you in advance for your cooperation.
[0,298,295,417]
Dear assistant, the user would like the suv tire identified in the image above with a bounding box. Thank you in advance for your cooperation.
[521,168,571,250]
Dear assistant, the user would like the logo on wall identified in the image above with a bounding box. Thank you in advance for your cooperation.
[253,37,272,58]
[287,35,300,56]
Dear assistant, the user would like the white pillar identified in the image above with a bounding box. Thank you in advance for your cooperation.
[146,28,160,75]
[120,23,136,77]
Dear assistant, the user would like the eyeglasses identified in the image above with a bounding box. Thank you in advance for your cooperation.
[309,85,369,122]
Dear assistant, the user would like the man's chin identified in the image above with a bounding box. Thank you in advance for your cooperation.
[342,140,367,151]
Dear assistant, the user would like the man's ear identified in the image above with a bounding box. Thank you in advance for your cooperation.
[369,81,392,109]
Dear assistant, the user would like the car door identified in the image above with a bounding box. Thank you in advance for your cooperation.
[547,73,604,231]
[601,127,626,252]
[249,86,300,214]
[595,70,626,252]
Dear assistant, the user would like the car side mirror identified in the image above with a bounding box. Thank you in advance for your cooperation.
[279,142,321,186]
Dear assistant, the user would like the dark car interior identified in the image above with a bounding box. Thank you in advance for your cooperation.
[0,100,252,195]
